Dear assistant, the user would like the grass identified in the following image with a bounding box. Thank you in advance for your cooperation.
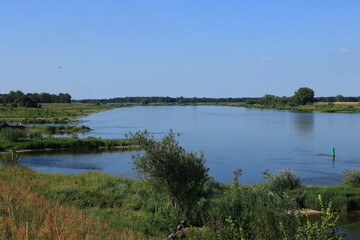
[25,125,91,134]
[0,166,351,239]
[0,103,129,124]
[290,185,360,213]
[0,173,150,239]
[0,166,167,239]
[224,102,360,113]
[0,137,136,152]
[143,101,360,114]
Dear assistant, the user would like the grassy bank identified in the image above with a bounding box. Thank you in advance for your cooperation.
[0,166,351,239]
[24,125,91,134]
[0,121,138,152]
[142,101,360,113]
[0,137,136,152]
[212,102,360,113]
[0,103,128,124]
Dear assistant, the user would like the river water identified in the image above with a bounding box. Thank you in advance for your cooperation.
[22,105,360,185]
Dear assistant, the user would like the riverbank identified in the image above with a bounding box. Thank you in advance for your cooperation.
[138,101,360,113]
[0,137,138,152]
[0,166,350,239]
[0,102,129,124]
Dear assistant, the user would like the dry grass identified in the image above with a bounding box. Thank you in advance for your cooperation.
[0,181,148,240]
[314,102,359,105]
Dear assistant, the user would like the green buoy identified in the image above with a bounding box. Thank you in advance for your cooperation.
[331,147,335,157]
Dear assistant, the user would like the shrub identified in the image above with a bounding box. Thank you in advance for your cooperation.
[187,226,216,240]
[265,168,302,191]
[0,127,26,142]
[28,130,43,139]
[127,130,210,222]
[342,169,360,187]
[281,195,344,240]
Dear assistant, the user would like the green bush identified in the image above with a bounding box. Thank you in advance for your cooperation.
[0,127,26,142]
[342,169,360,187]
[266,168,302,191]
[127,130,210,222]
[281,195,344,240]
[187,226,216,240]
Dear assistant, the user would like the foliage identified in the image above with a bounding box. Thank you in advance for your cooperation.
[205,183,299,239]
[0,136,134,152]
[218,216,244,240]
[265,168,302,192]
[0,90,71,104]
[0,165,353,239]
[257,94,288,106]
[1,150,22,166]
[14,95,38,108]
[292,87,315,105]
[281,195,344,240]
[186,226,217,240]
[0,127,26,142]
[291,185,360,212]
[45,125,90,134]
[342,169,360,187]
[127,130,210,221]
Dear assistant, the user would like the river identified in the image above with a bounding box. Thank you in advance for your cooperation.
[22,105,360,185]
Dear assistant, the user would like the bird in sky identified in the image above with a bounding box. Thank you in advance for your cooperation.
[58,66,62,69]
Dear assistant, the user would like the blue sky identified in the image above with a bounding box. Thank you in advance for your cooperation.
[1,1,359,99]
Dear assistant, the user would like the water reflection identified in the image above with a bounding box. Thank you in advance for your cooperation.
[292,113,314,139]
[338,214,360,239]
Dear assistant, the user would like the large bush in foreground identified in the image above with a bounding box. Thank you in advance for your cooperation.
[127,130,210,221]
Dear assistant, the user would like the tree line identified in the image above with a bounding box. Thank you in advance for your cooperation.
[75,96,252,104]
[0,90,72,107]
[75,88,360,105]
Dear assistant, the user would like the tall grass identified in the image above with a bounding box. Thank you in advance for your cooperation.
[0,127,26,142]
[0,137,135,152]
[0,181,148,240]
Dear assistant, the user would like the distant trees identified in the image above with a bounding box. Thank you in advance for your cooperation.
[257,94,288,106]
[74,96,253,104]
[292,87,315,105]
[0,91,72,106]
[14,95,38,108]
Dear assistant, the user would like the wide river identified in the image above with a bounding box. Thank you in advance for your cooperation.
[22,105,360,185]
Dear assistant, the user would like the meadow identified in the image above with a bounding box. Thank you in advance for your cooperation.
[0,103,129,124]
[0,165,352,239]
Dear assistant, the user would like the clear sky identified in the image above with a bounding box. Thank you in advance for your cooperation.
[1,1,359,99]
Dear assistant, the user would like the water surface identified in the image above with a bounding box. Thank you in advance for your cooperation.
[21,106,360,185]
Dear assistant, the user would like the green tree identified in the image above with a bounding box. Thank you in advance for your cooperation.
[336,94,344,102]
[292,87,315,105]
[127,130,210,220]
[14,95,38,108]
